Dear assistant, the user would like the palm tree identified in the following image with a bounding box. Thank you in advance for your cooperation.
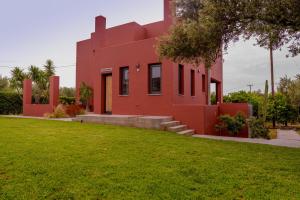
[43,59,55,78]
[10,67,28,97]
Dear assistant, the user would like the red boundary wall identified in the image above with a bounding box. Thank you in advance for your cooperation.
[23,76,60,117]
[172,103,251,138]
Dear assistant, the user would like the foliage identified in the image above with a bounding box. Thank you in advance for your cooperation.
[59,96,76,105]
[79,82,93,111]
[278,74,300,112]
[211,92,217,105]
[261,80,269,122]
[60,87,76,97]
[45,105,68,118]
[216,112,246,136]
[9,67,28,96]
[267,93,298,126]
[64,104,85,117]
[248,117,270,139]
[173,0,300,57]
[10,59,56,104]
[0,92,23,114]
[0,117,299,199]
[0,75,10,91]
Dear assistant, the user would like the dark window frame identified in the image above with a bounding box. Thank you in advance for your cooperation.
[178,64,184,95]
[119,66,129,95]
[191,70,195,96]
[148,63,162,94]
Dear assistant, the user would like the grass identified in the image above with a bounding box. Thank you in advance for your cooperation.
[0,118,299,200]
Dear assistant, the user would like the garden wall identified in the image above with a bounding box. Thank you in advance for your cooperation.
[172,103,251,137]
[23,76,60,117]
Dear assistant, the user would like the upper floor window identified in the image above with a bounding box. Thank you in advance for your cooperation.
[178,64,184,95]
[149,64,162,94]
[120,67,129,95]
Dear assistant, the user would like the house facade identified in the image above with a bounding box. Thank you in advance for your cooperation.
[76,0,250,136]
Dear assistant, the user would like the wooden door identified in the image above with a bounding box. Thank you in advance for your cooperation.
[105,75,112,113]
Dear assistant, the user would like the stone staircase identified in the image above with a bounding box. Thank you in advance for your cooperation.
[160,120,195,136]
[74,114,195,136]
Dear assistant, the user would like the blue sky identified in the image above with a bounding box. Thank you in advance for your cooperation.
[0,0,299,93]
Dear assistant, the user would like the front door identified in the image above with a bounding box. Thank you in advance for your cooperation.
[105,75,112,113]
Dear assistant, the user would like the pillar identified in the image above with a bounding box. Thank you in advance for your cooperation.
[49,76,60,108]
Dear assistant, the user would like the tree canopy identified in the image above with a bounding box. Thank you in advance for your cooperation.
[158,0,300,65]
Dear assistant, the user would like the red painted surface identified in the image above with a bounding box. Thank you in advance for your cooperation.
[23,76,60,117]
[75,0,250,136]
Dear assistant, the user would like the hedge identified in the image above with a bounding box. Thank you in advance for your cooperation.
[59,96,76,105]
[0,92,23,115]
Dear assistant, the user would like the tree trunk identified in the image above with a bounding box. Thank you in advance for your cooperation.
[270,47,276,128]
[205,67,211,105]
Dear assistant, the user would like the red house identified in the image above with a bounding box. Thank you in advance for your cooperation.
[75,0,250,136]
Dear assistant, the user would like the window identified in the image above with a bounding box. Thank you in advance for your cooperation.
[149,64,162,94]
[120,67,129,95]
[202,74,206,92]
[191,70,195,96]
[178,64,184,95]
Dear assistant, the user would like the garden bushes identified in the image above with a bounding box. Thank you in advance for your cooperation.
[248,117,270,139]
[59,96,76,105]
[0,92,22,114]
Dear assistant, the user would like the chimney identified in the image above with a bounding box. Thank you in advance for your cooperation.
[164,0,173,25]
[95,16,106,33]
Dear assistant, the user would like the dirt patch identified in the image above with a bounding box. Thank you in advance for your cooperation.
[0,170,11,180]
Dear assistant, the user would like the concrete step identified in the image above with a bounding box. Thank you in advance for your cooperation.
[160,121,181,130]
[177,129,195,136]
[168,125,187,132]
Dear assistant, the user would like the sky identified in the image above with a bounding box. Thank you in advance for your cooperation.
[0,0,299,94]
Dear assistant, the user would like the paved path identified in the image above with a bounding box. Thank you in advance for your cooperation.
[0,115,74,122]
[193,130,300,148]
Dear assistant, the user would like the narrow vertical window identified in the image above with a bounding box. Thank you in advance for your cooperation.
[202,74,206,92]
[149,64,162,94]
[120,67,129,95]
[191,70,195,96]
[178,64,184,95]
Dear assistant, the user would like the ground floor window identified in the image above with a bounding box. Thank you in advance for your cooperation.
[120,67,129,95]
[202,74,206,92]
[178,64,184,95]
[149,64,161,94]
[191,70,195,96]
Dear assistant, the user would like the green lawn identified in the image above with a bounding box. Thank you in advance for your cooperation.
[0,118,299,200]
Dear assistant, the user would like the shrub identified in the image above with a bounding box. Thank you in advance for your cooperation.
[45,105,68,118]
[216,113,246,136]
[65,104,85,117]
[59,96,76,105]
[0,92,22,115]
[248,117,270,139]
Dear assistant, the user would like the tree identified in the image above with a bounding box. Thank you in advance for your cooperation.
[0,76,9,91]
[158,0,300,105]
[10,67,28,97]
[79,82,93,112]
[60,87,76,97]
[10,59,56,103]
[267,93,298,126]
[278,74,300,120]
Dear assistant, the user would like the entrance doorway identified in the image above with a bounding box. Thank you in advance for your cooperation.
[104,75,112,114]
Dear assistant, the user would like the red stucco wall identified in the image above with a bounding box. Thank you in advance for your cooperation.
[76,0,223,116]
[23,76,60,117]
